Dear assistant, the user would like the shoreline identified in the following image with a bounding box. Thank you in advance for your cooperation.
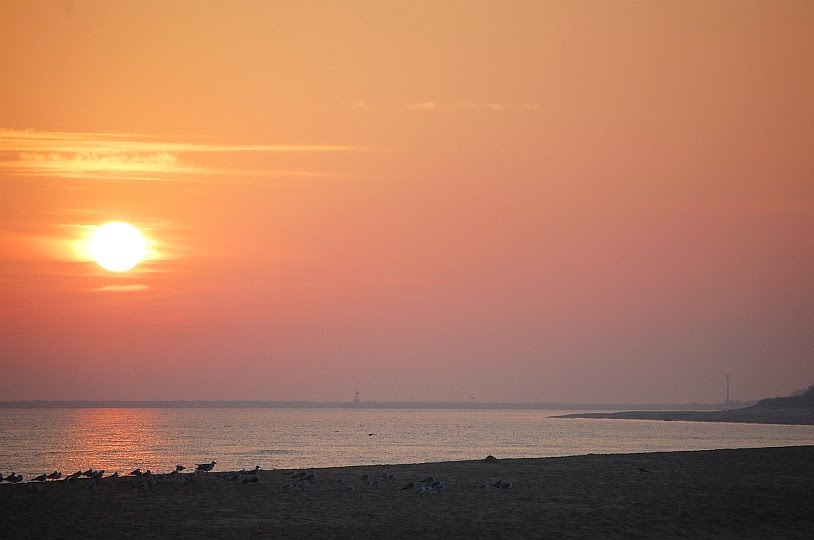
[3,446,812,538]
[555,406,814,425]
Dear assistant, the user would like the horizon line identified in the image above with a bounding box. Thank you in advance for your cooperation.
[0,399,738,411]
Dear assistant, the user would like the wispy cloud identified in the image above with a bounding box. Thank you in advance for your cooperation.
[93,284,150,293]
[0,129,371,181]
[401,101,543,112]
[404,101,439,111]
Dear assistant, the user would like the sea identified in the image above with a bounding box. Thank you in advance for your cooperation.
[1,408,812,479]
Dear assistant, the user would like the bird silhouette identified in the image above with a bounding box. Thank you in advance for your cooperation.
[195,461,217,472]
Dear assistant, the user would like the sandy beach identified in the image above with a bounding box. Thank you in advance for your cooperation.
[2,446,812,539]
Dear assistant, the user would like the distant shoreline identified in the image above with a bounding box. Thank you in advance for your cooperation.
[556,407,814,426]
[0,400,733,411]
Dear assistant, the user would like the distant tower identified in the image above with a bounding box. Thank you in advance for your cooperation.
[353,389,360,406]
[724,374,732,408]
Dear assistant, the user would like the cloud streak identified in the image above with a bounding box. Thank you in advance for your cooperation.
[93,284,150,293]
[396,101,544,112]
[0,129,371,181]
[405,101,439,111]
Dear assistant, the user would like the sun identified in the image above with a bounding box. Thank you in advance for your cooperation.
[89,222,147,272]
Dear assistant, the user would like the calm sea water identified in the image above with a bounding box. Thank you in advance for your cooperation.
[1,408,812,479]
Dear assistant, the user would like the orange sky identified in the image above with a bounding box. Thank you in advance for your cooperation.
[1,0,811,402]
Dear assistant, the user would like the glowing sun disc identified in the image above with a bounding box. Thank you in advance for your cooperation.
[89,222,147,272]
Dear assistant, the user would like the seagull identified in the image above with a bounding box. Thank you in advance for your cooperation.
[381,471,394,480]
[33,474,48,482]
[241,465,261,475]
[492,479,512,489]
[128,468,142,477]
[47,471,62,480]
[473,481,489,489]
[175,465,185,473]
[400,481,415,491]
[7,473,23,483]
[82,469,95,477]
[196,461,217,472]
[66,471,83,482]
[638,467,651,473]
[90,470,105,480]
[107,472,119,479]
[430,480,445,492]
[415,484,431,496]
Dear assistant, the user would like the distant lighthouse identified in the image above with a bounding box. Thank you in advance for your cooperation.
[353,389,361,407]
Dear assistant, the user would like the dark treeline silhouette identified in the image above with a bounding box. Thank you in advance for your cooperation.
[751,384,814,410]
[557,384,814,425]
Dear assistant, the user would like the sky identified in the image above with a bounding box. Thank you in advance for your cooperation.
[0,0,811,403]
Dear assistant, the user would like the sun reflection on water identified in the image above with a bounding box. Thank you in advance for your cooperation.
[1,408,812,480]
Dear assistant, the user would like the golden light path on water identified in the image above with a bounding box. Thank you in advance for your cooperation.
[1,409,812,479]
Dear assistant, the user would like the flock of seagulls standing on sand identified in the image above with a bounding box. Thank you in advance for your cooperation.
[0,461,222,490]
[2,460,518,497]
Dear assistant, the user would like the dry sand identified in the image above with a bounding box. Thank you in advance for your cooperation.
[2,446,812,539]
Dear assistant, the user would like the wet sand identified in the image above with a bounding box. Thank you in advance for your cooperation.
[2,446,812,539]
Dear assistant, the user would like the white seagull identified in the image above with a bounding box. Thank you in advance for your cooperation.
[196,461,217,472]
